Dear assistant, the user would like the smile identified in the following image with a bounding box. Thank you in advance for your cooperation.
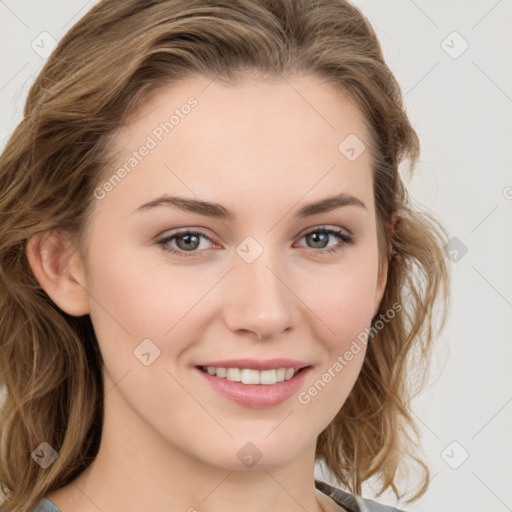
[195,364,312,409]
[198,366,300,385]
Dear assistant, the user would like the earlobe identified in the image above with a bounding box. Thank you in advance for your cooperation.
[26,230,90,317]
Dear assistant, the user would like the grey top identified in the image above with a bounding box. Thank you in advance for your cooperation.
[34,480,406,512]
[33,499,61,512]
[315,480,407,512]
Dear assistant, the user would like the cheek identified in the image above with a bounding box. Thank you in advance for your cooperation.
[297,265,377,418]
[308,254,380,348]
[84,247,208,414]
[85,242,216,355]
[296,259,377,414]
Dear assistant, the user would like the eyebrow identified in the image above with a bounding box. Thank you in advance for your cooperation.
[134,192,367,220]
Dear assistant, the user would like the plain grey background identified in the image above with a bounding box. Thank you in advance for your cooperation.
[1,1,511,511]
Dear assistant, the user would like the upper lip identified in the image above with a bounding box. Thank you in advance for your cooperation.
[195,358,312,371]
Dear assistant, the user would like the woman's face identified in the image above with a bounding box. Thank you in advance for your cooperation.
[77,74,387,470]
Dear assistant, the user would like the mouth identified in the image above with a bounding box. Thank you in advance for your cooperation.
[196,365,311,385]
[194,363,313,409]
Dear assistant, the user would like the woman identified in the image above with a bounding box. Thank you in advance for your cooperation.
[0,1,450,511]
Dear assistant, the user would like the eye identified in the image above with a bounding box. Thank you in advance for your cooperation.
[157,230,215,258]
[295,226,355,255]
[156,225,355,258]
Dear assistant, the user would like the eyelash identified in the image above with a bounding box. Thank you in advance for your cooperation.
[156,226,355,259]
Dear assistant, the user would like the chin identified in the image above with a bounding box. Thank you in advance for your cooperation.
[192,437,306,472]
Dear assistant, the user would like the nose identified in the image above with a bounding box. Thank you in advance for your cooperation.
[223,247,299,341]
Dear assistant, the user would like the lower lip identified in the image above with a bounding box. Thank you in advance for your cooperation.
[195,367,312,409]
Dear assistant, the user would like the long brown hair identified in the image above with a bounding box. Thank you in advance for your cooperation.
[0,1,450,510]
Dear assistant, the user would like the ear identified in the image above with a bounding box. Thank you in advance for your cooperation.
[372,256,389,318]
[26,230,90,316]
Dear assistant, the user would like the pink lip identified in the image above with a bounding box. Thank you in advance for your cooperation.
[195,365,312,409]
[195,358,310,371]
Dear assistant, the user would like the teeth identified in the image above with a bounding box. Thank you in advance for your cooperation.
[226,368,241,382]
[202,366,299,385]
[259,370,277,385]
[285,368,295,380]
[241,369,259,384]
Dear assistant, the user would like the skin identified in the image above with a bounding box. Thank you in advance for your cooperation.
[28,74,388,512]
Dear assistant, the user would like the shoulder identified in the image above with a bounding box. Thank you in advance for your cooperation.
[315,479,408,512]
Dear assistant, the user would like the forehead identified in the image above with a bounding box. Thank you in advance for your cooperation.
[119,73,371,153]
[96,74,375,220]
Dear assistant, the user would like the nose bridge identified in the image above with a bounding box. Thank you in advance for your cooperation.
[224,238,298,339]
